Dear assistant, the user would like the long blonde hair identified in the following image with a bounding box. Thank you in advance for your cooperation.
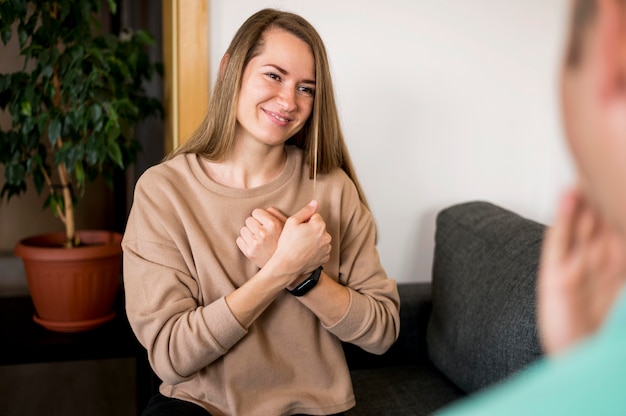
[168,8,370,210]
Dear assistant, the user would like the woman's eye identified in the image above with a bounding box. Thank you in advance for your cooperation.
[298,86,315,96]
[266,72,280,81]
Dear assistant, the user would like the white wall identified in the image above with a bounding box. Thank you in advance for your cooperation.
[210,1,574,283]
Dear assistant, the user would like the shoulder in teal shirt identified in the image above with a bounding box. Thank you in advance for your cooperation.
[436,286,626,416]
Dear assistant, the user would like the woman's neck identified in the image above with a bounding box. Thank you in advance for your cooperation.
[202,142,287,189]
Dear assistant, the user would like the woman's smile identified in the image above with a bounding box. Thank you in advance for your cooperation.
[263,108,292,126]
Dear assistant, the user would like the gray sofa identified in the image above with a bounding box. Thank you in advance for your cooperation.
[344,200,546,415]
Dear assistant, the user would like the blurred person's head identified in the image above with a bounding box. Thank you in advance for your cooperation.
[561,0,626,232]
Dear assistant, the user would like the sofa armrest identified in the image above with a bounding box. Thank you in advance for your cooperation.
[343,282,432,370]
[426,201,545,393]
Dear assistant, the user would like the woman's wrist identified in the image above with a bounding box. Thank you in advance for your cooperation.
[286,267,322,292]
[263,256,303,289]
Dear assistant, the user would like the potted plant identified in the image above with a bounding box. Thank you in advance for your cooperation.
[0,0,162,332]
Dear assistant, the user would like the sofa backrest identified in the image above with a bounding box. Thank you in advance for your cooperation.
[426,201,545,393]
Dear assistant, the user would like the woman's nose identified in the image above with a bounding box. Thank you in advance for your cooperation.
[276,86,296,112]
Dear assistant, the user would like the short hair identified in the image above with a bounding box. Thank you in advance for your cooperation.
[565,0,626,68]
[565,0,597,68]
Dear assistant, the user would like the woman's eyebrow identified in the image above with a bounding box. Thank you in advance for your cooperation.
[265,63,315,85]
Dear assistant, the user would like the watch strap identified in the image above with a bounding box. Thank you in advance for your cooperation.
[288,266,323,297]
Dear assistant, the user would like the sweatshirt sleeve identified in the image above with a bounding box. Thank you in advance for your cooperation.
[122,170,248,385]
[322,173,401,354]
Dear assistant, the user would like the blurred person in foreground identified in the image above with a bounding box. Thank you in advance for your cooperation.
[438,0,626,414]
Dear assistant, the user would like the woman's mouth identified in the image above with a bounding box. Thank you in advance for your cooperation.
[264,109,291,126]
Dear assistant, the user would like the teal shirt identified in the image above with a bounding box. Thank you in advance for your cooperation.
[436,287,626,416]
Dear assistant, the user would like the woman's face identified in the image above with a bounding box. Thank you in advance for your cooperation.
[235,28,315,148]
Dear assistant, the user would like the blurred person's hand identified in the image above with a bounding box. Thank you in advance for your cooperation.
[538,188,626,355]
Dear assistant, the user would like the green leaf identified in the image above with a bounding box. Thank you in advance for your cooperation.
[107,141,123,168]
[5,163,25,186]
[89,103,103,129]
[107,0,118,15]
[17,24,28,48]
[26,152,43,174]
[24,84,36,111]
[43,193,64,217]
[21,116,34,135]
[1,28,12,44]
[0,74,7,92]
[67,143,84,166]
[48,119,62,145]
[133,30,154,46]
[41,65,53,79]
[74,161,85,187]
[32,168,45,194]
[20,101,31,116]
[1,182,27,201]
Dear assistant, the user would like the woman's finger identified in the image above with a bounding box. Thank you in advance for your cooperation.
[266,207,287,223]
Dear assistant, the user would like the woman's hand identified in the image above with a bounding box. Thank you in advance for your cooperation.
[270,200,332,283]
[237,200,331,284]
[538,188,626,355]
[226,201,334,329]
[237,207,287,269]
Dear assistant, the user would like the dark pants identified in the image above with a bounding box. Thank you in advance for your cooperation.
[142,393,345,416]
[142,393,211,416]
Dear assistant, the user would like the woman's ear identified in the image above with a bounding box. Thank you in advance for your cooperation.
[219,53,230,80]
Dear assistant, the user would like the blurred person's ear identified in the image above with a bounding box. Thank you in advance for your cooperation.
[596,0,626,110]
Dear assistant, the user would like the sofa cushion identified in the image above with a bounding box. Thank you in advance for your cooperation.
[347,361,464,415]
[426,201,545,393]
[343,283,465,414]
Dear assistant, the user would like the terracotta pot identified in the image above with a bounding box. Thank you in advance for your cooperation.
[14,230,122,332]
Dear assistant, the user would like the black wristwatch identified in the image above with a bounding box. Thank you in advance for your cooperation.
[287,266,323,297]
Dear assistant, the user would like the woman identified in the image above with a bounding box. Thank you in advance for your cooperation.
[123,8,400,416]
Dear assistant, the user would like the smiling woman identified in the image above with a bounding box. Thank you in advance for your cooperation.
[122,8,400,416]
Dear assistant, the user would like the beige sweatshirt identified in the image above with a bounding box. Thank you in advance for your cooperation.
[122,145,400,416]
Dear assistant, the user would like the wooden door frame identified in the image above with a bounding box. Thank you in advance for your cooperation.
[162,0,210,153]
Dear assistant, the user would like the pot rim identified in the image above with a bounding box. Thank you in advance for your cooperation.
[14,230,123,261]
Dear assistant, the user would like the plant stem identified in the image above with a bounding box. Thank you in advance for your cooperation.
[57,162,75,248]
[40,167,66,222]
[40,160,75,247]
[50,54,76,247]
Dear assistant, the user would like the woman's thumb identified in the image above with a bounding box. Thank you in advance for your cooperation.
[290,200,319,223]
